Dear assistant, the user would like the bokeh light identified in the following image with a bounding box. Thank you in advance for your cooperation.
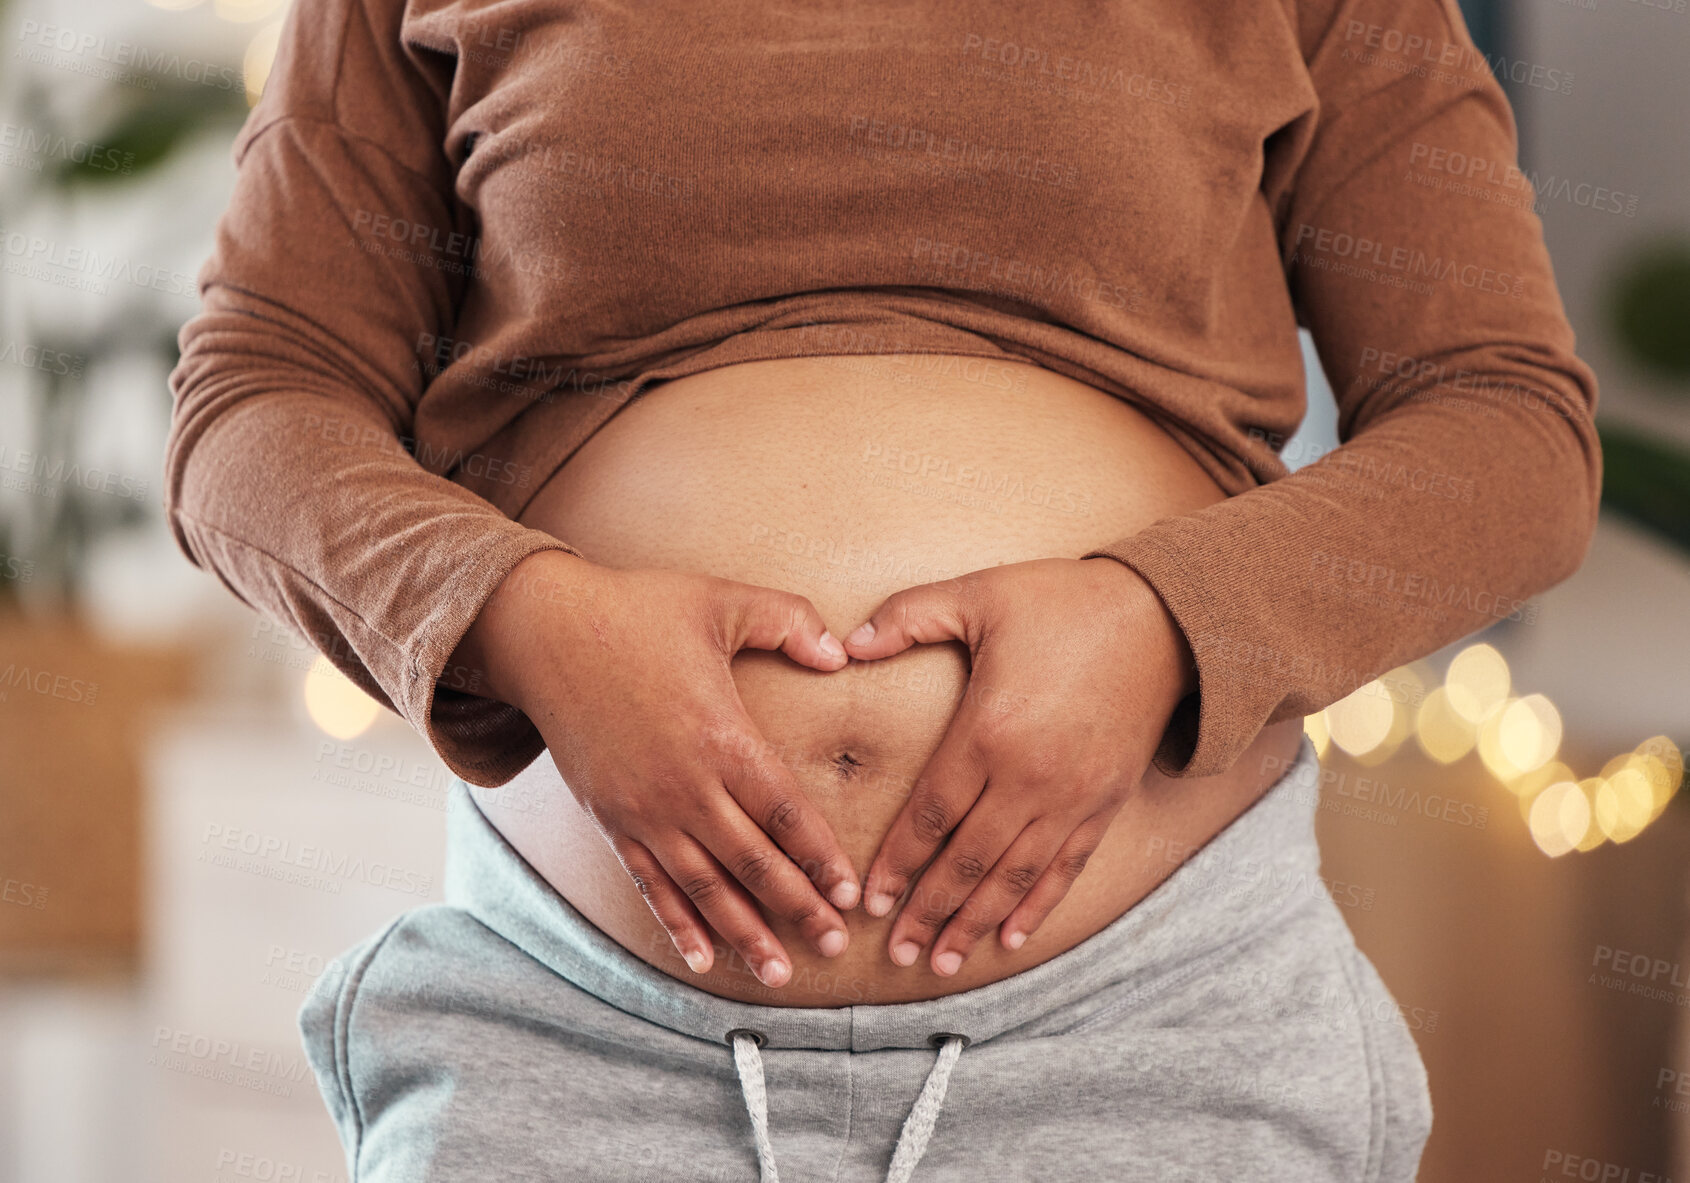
[1304,711,1330,758]
[1497,693,1562,774]
[303,655,381,740]
[1528,780,1591,857]
[1595,767,1655,843]
[1445,643,1511,723]
[1632,735,1684,818]
[1319,647,1676,857]
[1325,679,1396,758]
[1416,685,1477,763]
[1354,663,1428,767]
[1573,779,1608,852]
[1508,759,1576,801]
[244,20,286,106]
[1476,696,1522,781]
[216,0,289,20]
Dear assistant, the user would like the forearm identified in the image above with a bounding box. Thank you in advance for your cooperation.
[448,548,605,713]
[1084,389,1599,778]
[166,371,584,784]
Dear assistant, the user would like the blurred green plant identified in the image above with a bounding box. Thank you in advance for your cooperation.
[0,61,249,612]
[1597,423,1690,555]
[1608,239,1690,385]
[1597,236,1690,557]
[52,84,243,190]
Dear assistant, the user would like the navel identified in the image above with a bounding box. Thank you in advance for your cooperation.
[830,750,864,779]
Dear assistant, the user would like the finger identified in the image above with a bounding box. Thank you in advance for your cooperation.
[883,792,1027,969]
[696,790,851,959]
[612,836,715,974]
[841,577,974,660]
[654,835,796,988]
[997,820,1109,951]
[710,715,861,911]
[927,821,1067,976]
[861,717,988,919]
[721,582,847,671]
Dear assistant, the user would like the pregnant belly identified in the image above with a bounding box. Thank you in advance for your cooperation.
[478,353,1305,1006]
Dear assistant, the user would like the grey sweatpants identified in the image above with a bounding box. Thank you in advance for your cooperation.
[299,734,1432,1182]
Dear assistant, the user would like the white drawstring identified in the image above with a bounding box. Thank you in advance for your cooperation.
[731,1031,781,1182]
[884,1035,966,1183]
[729,1029,967,1183]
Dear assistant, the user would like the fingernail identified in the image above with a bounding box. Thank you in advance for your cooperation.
[1004,929,1026,951]
[760,958,791,987]
[683,948,710,973]
[847,621,876,645]
[891,940,920,967]
[817,929,847,957]
[818,631,846,661]
[829,880,860,911]
[934,950,963,976]
[865,892,894,918]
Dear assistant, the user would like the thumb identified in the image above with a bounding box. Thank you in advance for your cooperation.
[842,578,973,660]
[720,583,849,672]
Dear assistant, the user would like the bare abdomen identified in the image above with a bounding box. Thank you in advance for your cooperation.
[475,353,1304,1006]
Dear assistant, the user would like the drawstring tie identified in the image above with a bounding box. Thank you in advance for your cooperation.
[729,1028,968,1183]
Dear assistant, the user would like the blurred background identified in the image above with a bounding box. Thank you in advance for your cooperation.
[0,0,1686,1180]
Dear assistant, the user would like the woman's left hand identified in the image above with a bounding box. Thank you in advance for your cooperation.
[841,557,1196,976]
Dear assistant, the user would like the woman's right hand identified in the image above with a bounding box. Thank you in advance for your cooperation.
[460,549,861,988]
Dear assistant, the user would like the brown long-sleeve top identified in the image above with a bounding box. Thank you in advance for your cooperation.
[164,0,1601,788]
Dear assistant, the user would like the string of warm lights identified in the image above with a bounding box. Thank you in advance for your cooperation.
[1306,642,1684,858]
[309,634,1684,860]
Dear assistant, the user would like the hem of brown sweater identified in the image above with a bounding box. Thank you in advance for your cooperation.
[406,530,584,788]
[1081,531,1242,779]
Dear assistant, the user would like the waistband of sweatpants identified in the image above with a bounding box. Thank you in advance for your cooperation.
[443,733,1325,1053]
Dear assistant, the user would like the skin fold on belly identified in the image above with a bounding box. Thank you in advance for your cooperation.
[476,353,1305,1007]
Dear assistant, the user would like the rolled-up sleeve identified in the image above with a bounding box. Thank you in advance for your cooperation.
[164,0,582,787]
[1083,0,1602,778]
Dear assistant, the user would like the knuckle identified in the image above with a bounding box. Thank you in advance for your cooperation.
[785,897,822,928]
[888,591,917,629]
[741,935,779,965]
[884,843,933,885]
[883,863,919,892]
[727,920,773,952]
[907,880,963,924]
[642,767,703,821]
[947,849,990,885]
[774,591,812,631]
[724,927,766,959]
[645,765,692,807]
[625,868,659,899]
[906,909,947,939]
[969,716,1015,762]
[1016,748,1063,787]
[1054,845,1097,882]
[910,795,954,844]
[953,906,995,942]
[786,852,829,883]
[761,796,802,840]
[728,847,778,892]
[999,862,1043,895]
[678,873,725,907]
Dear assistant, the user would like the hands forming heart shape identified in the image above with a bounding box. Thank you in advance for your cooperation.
[475,550,1193,988]
[840,555,1194,980]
